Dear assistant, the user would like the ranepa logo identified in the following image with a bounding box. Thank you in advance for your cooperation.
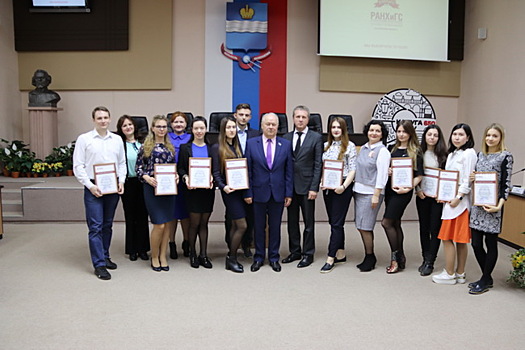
[374,0,399,9]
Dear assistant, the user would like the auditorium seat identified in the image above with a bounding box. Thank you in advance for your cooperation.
[327,114,354,134]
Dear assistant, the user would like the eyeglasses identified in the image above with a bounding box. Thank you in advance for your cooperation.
[154,125,168,129]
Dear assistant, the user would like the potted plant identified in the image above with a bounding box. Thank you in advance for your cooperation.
[31,161,46,177]
[508,243,525,288]
[0,139,32,177]
[50,162,64,176]
[46,141,75,175]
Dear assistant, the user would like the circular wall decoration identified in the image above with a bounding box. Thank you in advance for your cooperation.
[371,88,437,145]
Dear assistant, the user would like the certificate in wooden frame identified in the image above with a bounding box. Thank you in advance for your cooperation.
[421,167,440,198]
[225,158,249,190]
[391,157,413,189]
[437,170,459,202]
[321,159,344,190]
[93,163,118,195]
[189,157,212,189]
[154,163,178,196]
[473,171,498,207]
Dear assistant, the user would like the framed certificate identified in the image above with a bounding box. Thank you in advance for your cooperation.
[391,157,413,188]
[154,164,178,196]
[437,170,459,202]
[421,167,440,198]
[189,157,212,189]
[225,158,249,190]
[321,160,344,189]
[93,163,118,195]
[473,172,498,206]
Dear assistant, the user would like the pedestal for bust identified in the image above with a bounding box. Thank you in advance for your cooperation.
[27,107,63,160]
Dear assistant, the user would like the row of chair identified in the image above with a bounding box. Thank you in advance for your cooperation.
[129,112,355,136]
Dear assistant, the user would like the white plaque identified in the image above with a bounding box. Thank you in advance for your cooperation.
[391,157,413,188]
[225,158,249,190]
[94,163,118,195]
[437,170,459,202]
[473,172,498,206]
[189,157,212,189]
[321,160,344,190]
[154,164,178,196]
[421,167,440,198]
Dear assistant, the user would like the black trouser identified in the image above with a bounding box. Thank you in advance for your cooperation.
[287,191,316,256]
[415,196,442,263]
[322,185,353,258]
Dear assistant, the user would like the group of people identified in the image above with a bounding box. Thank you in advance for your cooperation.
[73,105,513,295]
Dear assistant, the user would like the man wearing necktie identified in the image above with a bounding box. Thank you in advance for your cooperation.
[283,106,323,268]
[245,113,293,272]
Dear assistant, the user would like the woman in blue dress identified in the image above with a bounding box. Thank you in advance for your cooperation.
[167,111,192,259]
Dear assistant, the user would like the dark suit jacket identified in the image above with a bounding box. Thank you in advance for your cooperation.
[245,136,293,203]
[284,129,323,195]
[177,141,214,180]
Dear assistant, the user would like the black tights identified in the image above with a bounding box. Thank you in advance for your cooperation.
[471,229,498,284]
[188,212,211,257]
[381,218,404,254]
[228,218,247,256]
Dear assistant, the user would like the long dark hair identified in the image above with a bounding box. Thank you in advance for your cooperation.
[447,123,475,153]
[218,117,242,172]
[421,124,447,168]
[325,116,349,160]
[116,115,139,142]
[363,120,388,145]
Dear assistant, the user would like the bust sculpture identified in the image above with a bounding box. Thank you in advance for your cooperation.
[28,69,61,108]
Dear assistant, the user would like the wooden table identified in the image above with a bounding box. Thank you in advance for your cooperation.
[500,193,525,248]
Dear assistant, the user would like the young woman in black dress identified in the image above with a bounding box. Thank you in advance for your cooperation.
[211,117,247,273]
[178,116,215,269]
[381,120,424,274]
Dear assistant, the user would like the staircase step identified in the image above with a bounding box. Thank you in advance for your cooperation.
[3,211,24,219]
[1,189,22,201]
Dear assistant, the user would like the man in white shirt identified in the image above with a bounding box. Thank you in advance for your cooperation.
[73,106,126,280]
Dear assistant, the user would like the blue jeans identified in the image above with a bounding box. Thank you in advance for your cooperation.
[84,188,120,268]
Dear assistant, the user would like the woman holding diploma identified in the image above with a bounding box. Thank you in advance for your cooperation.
[382,120,424,274]
[354,120,390,272]
[319,117,356,273]
[211,117,247,273]
[432,123,477,285]
[136,115,177,272]
[468,123,513,294]
[415,125,447,276]
[167,111,192,259]
[116,115,150,262]
[178,116,215,269]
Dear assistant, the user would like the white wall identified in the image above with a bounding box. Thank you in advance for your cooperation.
[460,0,525,185]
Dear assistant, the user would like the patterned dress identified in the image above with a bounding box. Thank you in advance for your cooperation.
[469,151,513,234]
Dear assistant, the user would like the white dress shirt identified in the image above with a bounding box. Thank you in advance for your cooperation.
[73,129,126,190]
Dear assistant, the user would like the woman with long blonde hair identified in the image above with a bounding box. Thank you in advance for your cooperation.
[136,115,177,272]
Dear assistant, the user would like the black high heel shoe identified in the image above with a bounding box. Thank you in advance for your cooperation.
[151,259,161,272]
[189,254,199,269]
[357,254,376,272]
[199,255,213,269]
[225,255,243,273]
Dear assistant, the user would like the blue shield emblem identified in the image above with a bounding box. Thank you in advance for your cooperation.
[226,3,267,52]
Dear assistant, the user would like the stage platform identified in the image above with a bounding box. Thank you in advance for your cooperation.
[0,175,419,223]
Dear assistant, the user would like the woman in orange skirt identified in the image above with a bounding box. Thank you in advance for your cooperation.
[432,124,477,285]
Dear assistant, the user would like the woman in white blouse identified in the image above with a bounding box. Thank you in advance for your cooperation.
[432,123,477,284]
[320,117,357,273]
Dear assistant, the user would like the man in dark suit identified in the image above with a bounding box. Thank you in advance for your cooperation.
[282,105,323,268]
[245,113,294,272]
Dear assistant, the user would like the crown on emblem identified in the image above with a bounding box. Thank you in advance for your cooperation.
[240,5,254,19]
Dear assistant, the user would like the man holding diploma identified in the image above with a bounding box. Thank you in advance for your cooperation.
[73,106,126,280]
